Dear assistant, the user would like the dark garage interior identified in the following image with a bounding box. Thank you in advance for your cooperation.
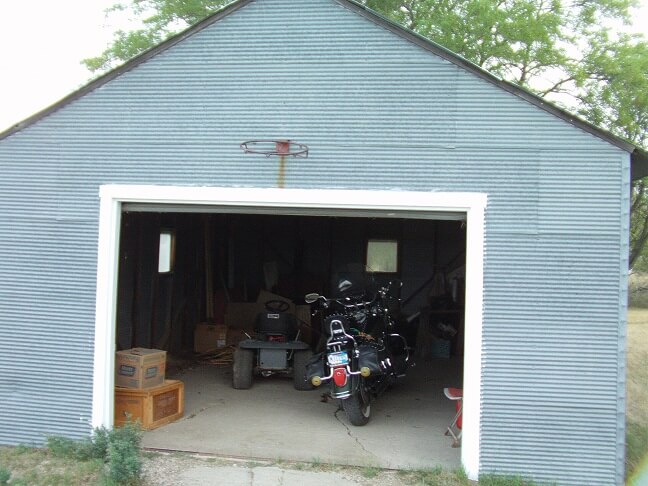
[114,209,467,468]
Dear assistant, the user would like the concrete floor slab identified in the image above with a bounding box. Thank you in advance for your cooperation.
[143,357,462,471]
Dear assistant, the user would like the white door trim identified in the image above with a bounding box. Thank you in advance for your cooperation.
[92,185,486,480]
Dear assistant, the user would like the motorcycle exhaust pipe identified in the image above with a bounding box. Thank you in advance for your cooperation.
[381,358,392,371]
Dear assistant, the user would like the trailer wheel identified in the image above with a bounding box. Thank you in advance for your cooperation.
[232,348,254,389]
[293,349,314,390]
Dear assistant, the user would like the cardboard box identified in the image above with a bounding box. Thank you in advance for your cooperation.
[115,379,184,430]
[194,323,229,353]
[116,348,166,389]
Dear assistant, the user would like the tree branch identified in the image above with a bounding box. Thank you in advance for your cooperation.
[539,76,576,96]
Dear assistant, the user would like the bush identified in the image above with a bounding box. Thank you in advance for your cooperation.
[46,422,142,484]
[106,422,142,483]
[89,426,111,460]
[0,466,11,485]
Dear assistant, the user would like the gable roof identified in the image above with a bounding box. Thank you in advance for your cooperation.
[2,0,647,178]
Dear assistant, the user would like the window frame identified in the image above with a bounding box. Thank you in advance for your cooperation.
[158,228,176,274]
[365,238,400,274]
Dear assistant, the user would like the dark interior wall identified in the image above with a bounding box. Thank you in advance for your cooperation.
[117,213,206,351]
[116,212,466,353]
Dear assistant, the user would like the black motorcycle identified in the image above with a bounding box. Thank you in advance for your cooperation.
[304,279,411,425]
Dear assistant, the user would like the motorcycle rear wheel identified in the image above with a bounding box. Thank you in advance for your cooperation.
[342,390,371,426]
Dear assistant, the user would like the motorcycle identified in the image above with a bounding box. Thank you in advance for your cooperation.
[304,278,411,426]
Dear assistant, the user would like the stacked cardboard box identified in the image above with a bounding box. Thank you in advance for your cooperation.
[114,348,183,430]
[115,348,166,389]
[115,380,184,430]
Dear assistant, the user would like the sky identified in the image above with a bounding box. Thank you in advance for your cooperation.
[1,0,648,133]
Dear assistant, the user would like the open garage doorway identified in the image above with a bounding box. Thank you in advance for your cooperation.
[92,186,485,478]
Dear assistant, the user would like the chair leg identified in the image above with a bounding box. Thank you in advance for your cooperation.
[445,404,462,447]
[450,429,462,448]
[446,425,462,447]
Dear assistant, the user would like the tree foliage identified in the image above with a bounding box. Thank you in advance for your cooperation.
[85,0,648,268]
[578,34,648,145]
[573,33,648,269]
[83,0,231,72]
[366,0,569,87]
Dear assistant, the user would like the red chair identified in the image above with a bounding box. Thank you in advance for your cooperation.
[443,387,463,447]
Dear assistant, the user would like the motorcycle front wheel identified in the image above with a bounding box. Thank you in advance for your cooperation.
[342,387,371,426]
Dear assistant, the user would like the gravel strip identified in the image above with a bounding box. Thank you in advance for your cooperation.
[141,450,412,486]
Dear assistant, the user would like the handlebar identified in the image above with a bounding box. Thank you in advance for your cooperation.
[305,281,399,312]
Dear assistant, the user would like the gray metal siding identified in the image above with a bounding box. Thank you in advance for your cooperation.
[0,0,628,483]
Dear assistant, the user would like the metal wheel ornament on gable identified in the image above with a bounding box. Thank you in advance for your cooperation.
[240,140,309,188]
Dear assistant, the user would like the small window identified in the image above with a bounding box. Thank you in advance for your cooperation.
[366,239,399,273]
[158,229,175,273]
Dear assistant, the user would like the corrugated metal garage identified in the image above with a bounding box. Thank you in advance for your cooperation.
[1,0,646,484]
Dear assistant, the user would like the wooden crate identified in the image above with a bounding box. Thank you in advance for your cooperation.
[115,379,184,430]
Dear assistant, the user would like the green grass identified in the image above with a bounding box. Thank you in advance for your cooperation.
[361,465,380,478]
[0,445,552,486]
[0,424,143,486]
[627,307,648,480]
[478,475,540,486]
[396,466,471,486]
[396,469,541,486]
[629,274,648,308]
[627,421,648,479]
[0,446,104,486]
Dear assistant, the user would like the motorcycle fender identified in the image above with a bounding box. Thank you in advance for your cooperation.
[331,367,352,398]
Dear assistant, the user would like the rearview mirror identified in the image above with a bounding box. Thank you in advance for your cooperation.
[305,293,320,304]
[338,279,353,293]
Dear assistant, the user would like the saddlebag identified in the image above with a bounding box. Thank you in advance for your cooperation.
[305,352,326,380]
[358,343,385,375]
